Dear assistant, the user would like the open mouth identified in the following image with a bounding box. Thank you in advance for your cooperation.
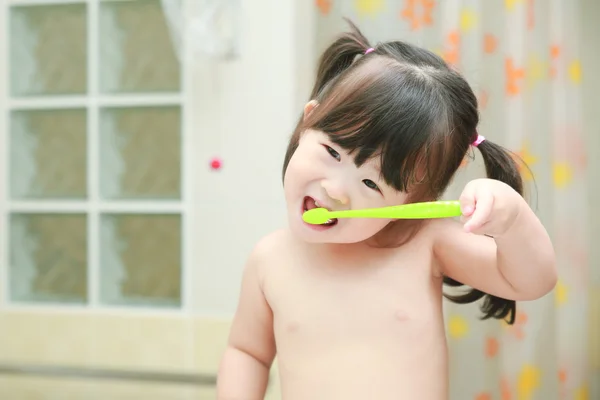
[303,196,338,227]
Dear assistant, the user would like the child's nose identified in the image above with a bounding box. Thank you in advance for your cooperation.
[320,180,349,205]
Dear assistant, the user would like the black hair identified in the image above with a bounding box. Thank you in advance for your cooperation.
[282,19,524,325]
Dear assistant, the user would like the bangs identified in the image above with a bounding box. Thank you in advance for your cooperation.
[302,57,456,197]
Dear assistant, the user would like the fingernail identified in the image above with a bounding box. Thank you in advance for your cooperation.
[462,206,473,215]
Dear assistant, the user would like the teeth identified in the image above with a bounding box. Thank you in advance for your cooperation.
[314,200,321,208]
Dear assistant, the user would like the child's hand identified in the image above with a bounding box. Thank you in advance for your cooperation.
[459,178,523,236]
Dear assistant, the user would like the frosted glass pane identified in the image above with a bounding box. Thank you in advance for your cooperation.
[100,106,181,200]
[10,4,87,96]
[9,214,88,304]
[10,109,87,199]
[100,214,181,307]
[99,0,180,93]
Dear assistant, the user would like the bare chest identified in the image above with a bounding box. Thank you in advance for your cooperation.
[264,246,443,341]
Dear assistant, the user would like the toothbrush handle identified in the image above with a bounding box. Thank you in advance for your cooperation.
[387,201,462,219]
[329,201,462,219]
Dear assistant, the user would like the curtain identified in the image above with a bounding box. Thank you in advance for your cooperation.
[315,1,593,399]
[160,0,596,398]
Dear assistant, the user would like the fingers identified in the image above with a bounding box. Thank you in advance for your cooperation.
[463,191,495,233]
[459,182,477,217]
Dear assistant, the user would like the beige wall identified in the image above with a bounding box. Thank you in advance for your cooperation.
[185,0,315,317]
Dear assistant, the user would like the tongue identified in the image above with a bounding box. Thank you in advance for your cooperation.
[306,197,317,210]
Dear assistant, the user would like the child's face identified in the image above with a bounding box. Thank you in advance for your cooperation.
[283,128,408,244]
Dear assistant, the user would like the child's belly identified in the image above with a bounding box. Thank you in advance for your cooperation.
[272,287,447,400]
[274,313,448,400]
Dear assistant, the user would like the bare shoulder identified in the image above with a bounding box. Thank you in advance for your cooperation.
[251,229,295,258]
[247,229,296,275]
[417,218,463,247]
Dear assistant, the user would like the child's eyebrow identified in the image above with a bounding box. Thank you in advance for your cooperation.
[353,158,382,175]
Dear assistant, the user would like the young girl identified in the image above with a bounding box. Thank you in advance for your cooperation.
[217,21,556,400]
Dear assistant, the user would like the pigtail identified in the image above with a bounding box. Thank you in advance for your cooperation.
[309,18,372,99]
[477,139,524,195]
[443,138,523,325]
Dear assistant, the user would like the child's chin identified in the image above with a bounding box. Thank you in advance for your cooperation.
[290,225,372,245]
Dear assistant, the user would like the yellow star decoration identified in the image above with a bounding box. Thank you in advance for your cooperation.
[517,364,541,400]
[568,60,582,84]
[459,8,477,33]
[447,315,469,339]
[575,385,589,400]
[553,162,573,189]
[355,0,385,17]
[555,280,568,306]
[505,0,525,11]
[514,142,538,181]
[526,53,548,89]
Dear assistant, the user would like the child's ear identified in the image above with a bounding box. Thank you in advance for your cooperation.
[303,100,319,121]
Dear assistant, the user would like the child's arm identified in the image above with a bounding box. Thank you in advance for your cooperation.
[432,180,557,301]
[217,240,276,399]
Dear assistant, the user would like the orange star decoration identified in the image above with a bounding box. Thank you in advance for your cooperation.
[485,336,499,358]
[500,377,513,400]
[316,0,332,15]
[506,57,525,96]
[478,89,489,109]
[558,368,568,384]
[442,30,461,66]
[549,44,561,79]
[512,142,537,181]
[527,0,535,29]
[503,311,528,340]
[483,34,498,54]
[400,0,435,31]
[476,393,492,400]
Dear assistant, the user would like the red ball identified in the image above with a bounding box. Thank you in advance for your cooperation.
[210,158,222,170]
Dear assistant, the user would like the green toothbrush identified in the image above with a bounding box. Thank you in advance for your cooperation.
[302,200,462,224]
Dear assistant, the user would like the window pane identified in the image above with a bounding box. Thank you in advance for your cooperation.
[10,109,87,200]
[10,4,87,96]
[100,214,181,307]
[99,0,180,93]
[9,214,88,304]
[100,106,181,200]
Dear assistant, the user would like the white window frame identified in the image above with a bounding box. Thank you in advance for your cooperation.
[0,0,191,315]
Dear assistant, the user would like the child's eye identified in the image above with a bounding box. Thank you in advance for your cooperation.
[324,145,341,161]
[363,179,380,191]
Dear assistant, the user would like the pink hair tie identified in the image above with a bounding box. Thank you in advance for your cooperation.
[472,135,485,147]
[365,48,375,55]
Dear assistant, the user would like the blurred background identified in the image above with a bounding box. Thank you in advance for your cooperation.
[0,0,597,399]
